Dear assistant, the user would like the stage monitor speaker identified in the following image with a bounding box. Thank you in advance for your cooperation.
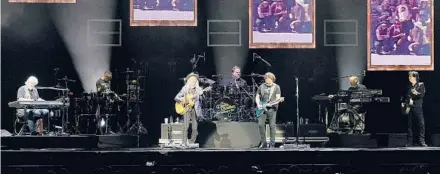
[1,129,12,137]
[160,121,261,148]
[297,124,326,137]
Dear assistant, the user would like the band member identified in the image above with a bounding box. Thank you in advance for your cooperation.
[219,66,247,87]
[17,76,49,134]
[405,71,427,147]
[96,71,112,93]
[328,76,367,134]
[96,71,118,134]
[175,73,202,146]
[348,76,367,133]
[348,76,367,90]
[256,72,281,148]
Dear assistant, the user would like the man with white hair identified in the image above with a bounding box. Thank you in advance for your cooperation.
[17,76,49,134]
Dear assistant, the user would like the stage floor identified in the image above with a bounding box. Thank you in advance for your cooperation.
[3,147,440,174]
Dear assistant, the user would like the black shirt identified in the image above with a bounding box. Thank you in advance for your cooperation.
[407,82,425,108]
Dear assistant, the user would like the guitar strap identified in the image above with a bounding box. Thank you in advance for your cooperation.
[268,84,275,102]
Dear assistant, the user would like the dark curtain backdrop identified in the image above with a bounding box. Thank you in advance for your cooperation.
[1,0,439,145]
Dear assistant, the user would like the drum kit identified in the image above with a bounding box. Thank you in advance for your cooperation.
[72,68,146,135]
[193,73,265,122]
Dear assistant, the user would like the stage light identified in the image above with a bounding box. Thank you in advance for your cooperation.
[49,0,117,92]
[327,0,366,90]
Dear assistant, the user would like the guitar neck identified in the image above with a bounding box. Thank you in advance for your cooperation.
[265,98,284,106]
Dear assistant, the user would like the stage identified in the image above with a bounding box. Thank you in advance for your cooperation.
[2,146,440,174]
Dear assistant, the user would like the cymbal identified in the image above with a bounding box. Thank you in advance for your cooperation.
[57,77,76,82]
[122,70,134,73]
[179,77,216,85]
[242,73,264,77]
[212,74,226,77]
[200,77,216,85]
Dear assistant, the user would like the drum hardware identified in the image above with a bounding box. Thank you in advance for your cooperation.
[121,68,134,133]
[56,75,76,135]
[127,69,148,147]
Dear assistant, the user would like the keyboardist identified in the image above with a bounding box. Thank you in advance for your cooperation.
[16,76,49,134]
[328,76,367,134]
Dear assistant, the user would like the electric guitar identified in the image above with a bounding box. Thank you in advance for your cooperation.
[255,97,285,117]
[175,86,212,115]
[401,95,414,115]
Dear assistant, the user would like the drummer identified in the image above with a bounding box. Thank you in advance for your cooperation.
[218,66,247,88]
[96,71,112,93]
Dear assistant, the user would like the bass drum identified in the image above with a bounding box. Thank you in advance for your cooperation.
[213,97,237,121]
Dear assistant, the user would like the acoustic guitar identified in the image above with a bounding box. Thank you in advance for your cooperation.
[255,97,285,117]
[175,86,212,115]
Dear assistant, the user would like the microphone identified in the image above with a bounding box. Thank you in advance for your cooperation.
[362,70,366,76]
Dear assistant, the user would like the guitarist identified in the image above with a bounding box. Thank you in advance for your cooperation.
[174,73,203,147]
[256,72,281,148]
[405,71,427,147]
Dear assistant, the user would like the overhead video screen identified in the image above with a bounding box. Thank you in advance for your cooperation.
[9,0,75,3]
[367,0,434,71]
[249,0,315,49]
[130,0,197,26]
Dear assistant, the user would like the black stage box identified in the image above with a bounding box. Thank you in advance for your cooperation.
[1,135,98,149]
[160,122,327,148]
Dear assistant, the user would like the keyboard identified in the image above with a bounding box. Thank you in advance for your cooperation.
[8,101,67,109]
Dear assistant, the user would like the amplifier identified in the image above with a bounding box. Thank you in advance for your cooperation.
[265,124,295,140]
[160,123,184,140]
[265,124,326,142]
[298,124,326,137]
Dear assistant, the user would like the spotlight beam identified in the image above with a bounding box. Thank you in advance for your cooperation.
[49,0,117,92]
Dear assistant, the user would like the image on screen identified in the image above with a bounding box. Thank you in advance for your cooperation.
[130,0,197,26]
[367,0,434,71]
[9,0,75,3]
[249,0,315,49]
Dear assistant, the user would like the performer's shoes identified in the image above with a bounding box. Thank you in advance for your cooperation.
[404,143,413,147]
[259,142,267,148]
[269,142,275,148]
[419,142,428,147]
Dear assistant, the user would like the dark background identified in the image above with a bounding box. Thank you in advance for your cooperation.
[1,0,439,145]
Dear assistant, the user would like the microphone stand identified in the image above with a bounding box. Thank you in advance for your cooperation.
[253,54,271,72]
[60,76,73,135]
[283,77,308,149]
[128,70,147,147]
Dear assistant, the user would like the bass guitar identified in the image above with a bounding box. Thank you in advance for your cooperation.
[175,86,212,115]
[255,97,285,117]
